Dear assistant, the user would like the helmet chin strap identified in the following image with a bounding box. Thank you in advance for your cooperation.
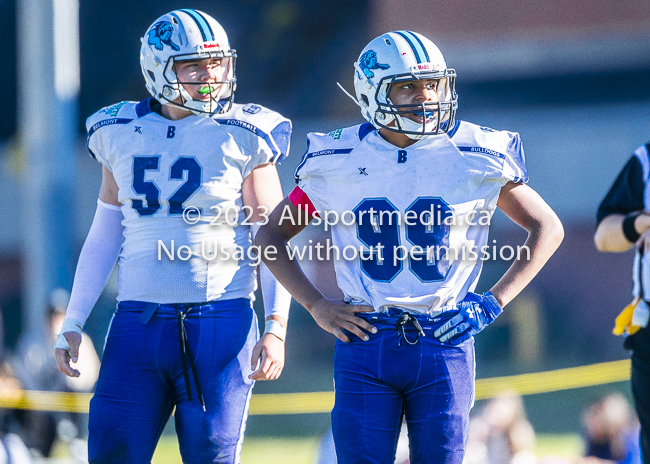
[172,81,232,115]
[388,95,447,138]
[396,113,437,139]
[397,116,426,140]
[384,96,429,139]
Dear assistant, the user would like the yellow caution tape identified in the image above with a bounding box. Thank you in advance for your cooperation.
[0,388,92,413]
[473,359,631,400]
[0,359,630,415]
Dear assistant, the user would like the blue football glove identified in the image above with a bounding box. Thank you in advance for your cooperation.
[433,291,503,345]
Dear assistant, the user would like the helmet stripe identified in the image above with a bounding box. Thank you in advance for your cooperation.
[402,30,430,62]
[192,10,216,41]
[394,31,423,63]
[179,9,215,42]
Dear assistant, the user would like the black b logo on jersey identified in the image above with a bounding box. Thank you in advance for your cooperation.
[167,126,176,138]
[397,150,407,163]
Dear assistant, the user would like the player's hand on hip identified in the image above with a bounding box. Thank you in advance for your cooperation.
[249,333,285,381]
[434,291,503,345]
[309,298,376,343]
[54,331,82,377]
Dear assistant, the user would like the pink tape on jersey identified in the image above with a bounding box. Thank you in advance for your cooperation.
[288,186,320,218]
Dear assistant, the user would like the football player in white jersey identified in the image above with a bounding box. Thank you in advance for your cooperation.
[256,31,564,463]
[53,9,292,463]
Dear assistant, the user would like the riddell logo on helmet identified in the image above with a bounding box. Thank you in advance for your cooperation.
[417,64,431,70]
[202,43,221,49]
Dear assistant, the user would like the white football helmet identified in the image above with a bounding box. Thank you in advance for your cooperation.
[353,31,457,138]
[140,9,237,115]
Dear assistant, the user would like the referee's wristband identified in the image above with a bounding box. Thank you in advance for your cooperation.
[623,212,643,243]
[264,320,287,342]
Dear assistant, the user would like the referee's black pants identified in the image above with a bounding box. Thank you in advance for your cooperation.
[626,326,650,463]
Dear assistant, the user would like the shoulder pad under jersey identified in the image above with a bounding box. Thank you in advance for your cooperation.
[294,122,375,182]
[211,103,292,162]
[450,120,528,183]
[85,101,139,163]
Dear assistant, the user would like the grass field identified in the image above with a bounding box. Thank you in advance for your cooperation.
[149,434,585,464]
[152,437,320,464]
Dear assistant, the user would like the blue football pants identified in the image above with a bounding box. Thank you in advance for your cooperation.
[331,310,475,464]
[88,298,257,464]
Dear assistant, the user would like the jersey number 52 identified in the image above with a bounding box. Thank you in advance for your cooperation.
[131,156,201,216]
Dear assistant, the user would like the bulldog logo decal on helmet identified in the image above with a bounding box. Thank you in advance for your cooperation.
[147,21,180,51]
[358,50,390,79]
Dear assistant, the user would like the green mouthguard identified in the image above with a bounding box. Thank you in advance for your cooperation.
[198,86,214,94]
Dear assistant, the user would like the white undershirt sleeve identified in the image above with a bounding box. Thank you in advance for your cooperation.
[64,199,124,327]
[251,222,292,322]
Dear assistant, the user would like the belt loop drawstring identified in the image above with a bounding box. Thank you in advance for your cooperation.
[175,306,206,411]
[396,312,425,347]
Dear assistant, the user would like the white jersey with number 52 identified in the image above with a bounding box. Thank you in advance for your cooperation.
[86,99,291,303]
